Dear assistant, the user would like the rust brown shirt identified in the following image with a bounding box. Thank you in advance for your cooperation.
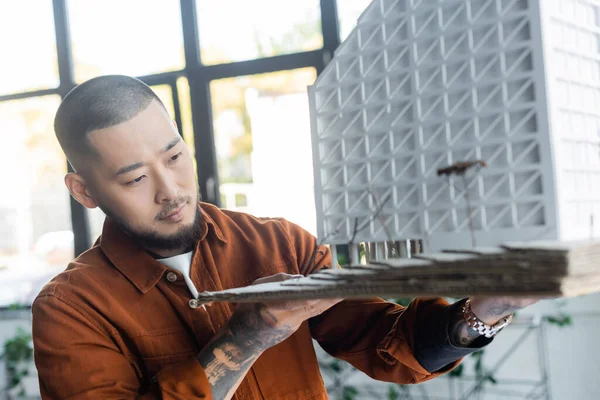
[32,203,460,399]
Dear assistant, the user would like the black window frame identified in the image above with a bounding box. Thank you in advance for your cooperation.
[0,0,342,256]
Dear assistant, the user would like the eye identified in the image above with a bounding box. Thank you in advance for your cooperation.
[170,152,183,162]
[125,176,145,186]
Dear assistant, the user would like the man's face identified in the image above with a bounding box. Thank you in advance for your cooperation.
[84,100,201,255]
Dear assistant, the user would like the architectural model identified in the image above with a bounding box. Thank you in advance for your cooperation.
[308,0,600,251]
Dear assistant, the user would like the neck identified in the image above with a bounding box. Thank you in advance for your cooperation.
[146,246,190,259]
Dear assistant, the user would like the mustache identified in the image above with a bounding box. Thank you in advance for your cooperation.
[156,197,190,220]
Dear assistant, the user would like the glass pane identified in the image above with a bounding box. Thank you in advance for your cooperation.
[337,0,373,41]
[211,68,318,235]
[87,80,194,242]
[177,77,195,158]
[88,207,106,246]
[0,1,59,95]
[68,0,185,82]
[152,85,176,120]
[151,81,194,154]
[196,0,322,65]
[0,96,72,307]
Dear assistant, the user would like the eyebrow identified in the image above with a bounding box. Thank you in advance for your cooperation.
[115,162,145,177]
[162,138,181,153]
[115,138,182,177]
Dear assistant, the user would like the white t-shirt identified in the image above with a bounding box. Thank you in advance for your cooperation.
[157,251,199,299]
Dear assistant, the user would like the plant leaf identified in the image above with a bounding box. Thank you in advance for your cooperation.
[343,386,359,400]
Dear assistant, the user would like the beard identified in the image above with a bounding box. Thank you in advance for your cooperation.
[99,198,203,254]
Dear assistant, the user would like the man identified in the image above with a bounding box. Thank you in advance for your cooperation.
[32,75,538,399]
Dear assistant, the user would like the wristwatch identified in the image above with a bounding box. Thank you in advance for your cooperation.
[462,298,513,338]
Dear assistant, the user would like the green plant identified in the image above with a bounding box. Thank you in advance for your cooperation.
[337,253,348,267]
[324,360,343,373]
[387,385,400,400]
[342,385,359,400]
[448,362,464,378]
[544,314,573,327]
[7,303,28,311]
[1,328,34,395]
[471,350,497,384]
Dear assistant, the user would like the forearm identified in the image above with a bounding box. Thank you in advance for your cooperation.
[197,327,262,400]
[198,303,293,400]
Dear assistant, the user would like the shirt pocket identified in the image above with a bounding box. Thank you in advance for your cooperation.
[129,328,198,377]
[142,351,197,378]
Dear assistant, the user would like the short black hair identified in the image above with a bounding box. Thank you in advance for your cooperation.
[54,74,164,173]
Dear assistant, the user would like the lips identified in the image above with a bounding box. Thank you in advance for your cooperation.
[161,204,185,220]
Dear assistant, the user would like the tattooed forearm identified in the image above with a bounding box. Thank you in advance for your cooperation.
[198,329,258,400]
[448,305,482,347]
[197,303,294,400]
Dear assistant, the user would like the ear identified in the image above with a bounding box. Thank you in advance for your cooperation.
[65,173,98,209]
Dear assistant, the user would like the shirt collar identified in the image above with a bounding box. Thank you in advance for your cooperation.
[99,203,227,294]
[198,205,228,244]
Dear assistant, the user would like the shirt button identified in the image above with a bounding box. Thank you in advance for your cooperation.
[166,272,178,282]
[189,299,199,309]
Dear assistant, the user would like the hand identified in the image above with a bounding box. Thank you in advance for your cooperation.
[468,296,542,325]
[448,296,543,347]
[198,272,342,400]
[227,273,344,353]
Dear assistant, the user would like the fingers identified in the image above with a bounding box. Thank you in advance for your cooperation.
[252,273,303,285]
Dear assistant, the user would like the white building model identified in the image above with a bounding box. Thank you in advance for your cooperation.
[308,0,600,252]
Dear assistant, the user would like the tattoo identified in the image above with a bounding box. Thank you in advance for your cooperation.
[228,303,293,351]
[486,301,520,318]
[198,303,294,399]
[198,330,253,399]
[448,303,481,347]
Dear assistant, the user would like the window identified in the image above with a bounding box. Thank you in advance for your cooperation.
[152,84,177,120]
[0,96,72,307]
[196,0,322,65]
[0,1,59,95]
[68,0,185,82]
[2,0,341,271]
[210,68,318,234]
[176,77,195,158]
[337,0,373,41]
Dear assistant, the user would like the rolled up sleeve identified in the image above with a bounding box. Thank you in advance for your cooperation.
[280,219,466,384]
[32,294,212,399]
[310,297,462,384]
[411,298,493,373]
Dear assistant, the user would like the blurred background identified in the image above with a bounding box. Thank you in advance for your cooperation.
[0,1,599,399]
[0,1,375,398]
[0,0,371,309]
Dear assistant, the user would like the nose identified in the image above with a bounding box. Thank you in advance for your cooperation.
[155,169,178,204]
